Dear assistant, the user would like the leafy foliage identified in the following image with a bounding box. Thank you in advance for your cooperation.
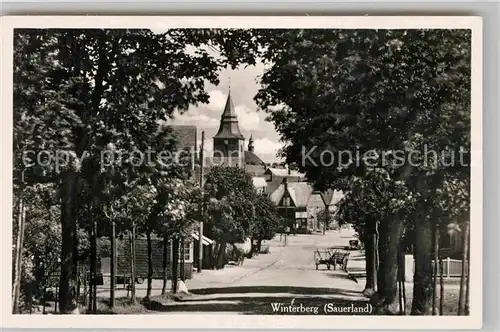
[203,166,256,243]
[249,193,282,242]
[12,28,265,311]
[252,29,471,313]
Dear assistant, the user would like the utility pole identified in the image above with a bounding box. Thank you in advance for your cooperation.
[198,131,205,273]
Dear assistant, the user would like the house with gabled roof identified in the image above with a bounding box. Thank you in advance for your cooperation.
[264,167,306,195]
[269,178,345,234]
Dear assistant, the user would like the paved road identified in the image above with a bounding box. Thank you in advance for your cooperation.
[149,229,370,315]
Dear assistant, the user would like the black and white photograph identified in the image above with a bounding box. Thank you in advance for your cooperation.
[2,16,482,329]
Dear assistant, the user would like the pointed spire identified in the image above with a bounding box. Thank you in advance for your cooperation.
[214,89,244,139]
[248,133,254,152]
[222,90,238,118]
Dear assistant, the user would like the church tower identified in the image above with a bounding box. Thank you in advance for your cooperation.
[213,90,245,167]
[248,134,255,152]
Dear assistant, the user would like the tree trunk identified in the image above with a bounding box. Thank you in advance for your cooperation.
[323,215,326,235]
[257,239,262,252]
[399,246,407,315]
[74,223,80,308]
[439,259,444,315]
[375,222,379,278]
[432,225,439,315]
[12,195,26,314]
[458,221,469,315]
[171,237,179,293]
[373,215,403,314]
[198,221,203,273]
[464,227,471,315]
[249,237,255,256]
[110,221,116,308]
[58,171,78,313]
[162,236,168,295]
[216,241,226,270]
[411,215,433,315]
[145,229,153,299]
[91,219,97,313]
[88,256,93,313]
[88,214,97,314]
[130,224,136,304]
[363,230,376,296]
[180,237,185,281]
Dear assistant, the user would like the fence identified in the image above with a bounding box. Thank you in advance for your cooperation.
[430,258,469,278]
[42,268,89,314]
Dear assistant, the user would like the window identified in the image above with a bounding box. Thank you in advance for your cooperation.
[182,241,192,262]
[176,240,193,263]
[170,240,194,263]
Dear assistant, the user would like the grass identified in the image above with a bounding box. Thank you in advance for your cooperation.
[403,285,462,315]
[93,293,179,314]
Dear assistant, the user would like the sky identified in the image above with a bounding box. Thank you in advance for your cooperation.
[170,62,284,163]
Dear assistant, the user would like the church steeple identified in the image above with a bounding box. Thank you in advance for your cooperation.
[213,90,244,139]
[248,134,255,152]
[213,90,245,168]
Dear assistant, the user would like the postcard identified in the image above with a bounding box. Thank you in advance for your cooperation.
[1,16,482,329]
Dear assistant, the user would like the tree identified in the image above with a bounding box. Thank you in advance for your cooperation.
[203,166,256,268]
[253,29,471,314]
[12,183,60,312]
[249,193,281,253]
[13,28,265,312]
[316,208,333,235]
[159,179,200,293]
[337,191,377,295]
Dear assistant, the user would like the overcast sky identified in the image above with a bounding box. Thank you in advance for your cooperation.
[170,62,284,163]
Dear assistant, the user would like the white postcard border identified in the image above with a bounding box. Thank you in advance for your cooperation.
[1,16,483,330]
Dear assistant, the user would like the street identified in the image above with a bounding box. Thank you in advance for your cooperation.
[143,229,369,314]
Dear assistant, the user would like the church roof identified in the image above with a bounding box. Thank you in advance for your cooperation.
[170,125,197,150]
[245,150,266,166]
[213,91,244,139]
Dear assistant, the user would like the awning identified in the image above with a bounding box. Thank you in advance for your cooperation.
[191,231,214,246]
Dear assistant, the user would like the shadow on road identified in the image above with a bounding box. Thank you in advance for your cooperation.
[325,273,358,280]
[189,285,362,296]
[142,286,370,315]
